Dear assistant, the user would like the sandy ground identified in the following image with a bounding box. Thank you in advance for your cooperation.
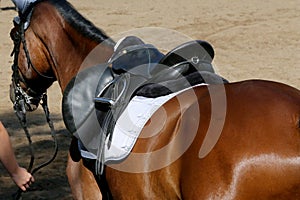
[0,0,299,199]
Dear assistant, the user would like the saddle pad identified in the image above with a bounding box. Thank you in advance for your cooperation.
[102,83,206,164]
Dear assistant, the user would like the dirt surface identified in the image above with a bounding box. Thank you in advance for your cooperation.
[0,0,299,199]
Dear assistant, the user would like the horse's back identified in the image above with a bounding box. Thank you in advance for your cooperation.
[180,80,300,199]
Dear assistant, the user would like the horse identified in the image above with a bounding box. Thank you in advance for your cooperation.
[9,0,300,199]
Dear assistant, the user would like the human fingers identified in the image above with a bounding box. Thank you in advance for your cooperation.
[20,184,27,192]
[24,183,30,189]
[30,175,35,182]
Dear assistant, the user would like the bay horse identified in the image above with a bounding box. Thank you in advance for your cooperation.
[9,0,300,199]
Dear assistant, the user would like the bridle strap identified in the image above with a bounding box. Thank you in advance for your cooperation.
[19,21,55,80]
[11,0,55,82]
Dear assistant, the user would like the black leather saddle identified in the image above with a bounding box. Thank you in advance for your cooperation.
[62,36,227,171]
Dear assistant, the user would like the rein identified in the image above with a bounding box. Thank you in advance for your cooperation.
[10,12,58,200]
[12,94,58,200]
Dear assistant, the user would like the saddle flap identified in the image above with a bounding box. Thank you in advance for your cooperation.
[62,64,112,134]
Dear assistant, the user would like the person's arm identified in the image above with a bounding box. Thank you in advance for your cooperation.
[0,121,34,191]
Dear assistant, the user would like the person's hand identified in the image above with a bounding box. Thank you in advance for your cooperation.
[11,167,34,191]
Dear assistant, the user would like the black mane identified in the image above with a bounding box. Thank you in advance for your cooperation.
[48,0,115,46]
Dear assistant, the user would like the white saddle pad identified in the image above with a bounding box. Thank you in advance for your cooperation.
[103,83,206,163]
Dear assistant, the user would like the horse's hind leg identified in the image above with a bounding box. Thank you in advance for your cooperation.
[66,154,102,200]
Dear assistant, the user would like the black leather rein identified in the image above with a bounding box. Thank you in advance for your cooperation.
[10,11,58,200]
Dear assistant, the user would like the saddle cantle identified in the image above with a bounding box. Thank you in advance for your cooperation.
[155,39,215,74]
[62,36,227,172]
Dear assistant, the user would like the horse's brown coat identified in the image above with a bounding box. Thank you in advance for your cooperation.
[10,1,300,199]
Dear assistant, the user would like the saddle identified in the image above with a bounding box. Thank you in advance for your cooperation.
[62,36,227,170]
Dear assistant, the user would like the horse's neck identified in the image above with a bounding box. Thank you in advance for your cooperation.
[51,23,113,91]
[31,2,114,91]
